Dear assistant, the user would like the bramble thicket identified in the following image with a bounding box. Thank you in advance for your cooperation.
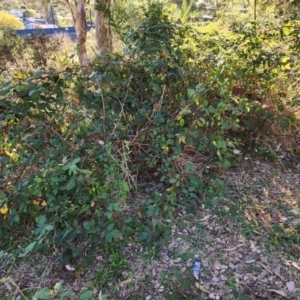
[0,1,300,299]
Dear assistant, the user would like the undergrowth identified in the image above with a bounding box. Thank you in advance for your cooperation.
[0,2,299,274]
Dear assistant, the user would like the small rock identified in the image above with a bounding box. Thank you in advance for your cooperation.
[286,281,295,292]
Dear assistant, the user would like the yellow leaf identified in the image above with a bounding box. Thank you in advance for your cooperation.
[32,200,40,205]
[178,135,186,144]
[224,206,230,211]
[0,204,8,215]
[41,200,47,206]
[4,150,18,160]
[60,125,68,132]
[195,282,209,293]
[121,279,132,284]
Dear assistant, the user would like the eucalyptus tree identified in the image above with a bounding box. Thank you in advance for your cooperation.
[94,0,113,53]
[65,0,88,66]
[64,0,113,65]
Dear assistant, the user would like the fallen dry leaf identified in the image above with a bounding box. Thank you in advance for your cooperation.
[4,280,12,291]
[65,264,75,271]
[200,215,212,222]
[173,257,182,263]
[291,261,300,270]
[245,259,256,264]
[233,149,241,155]
[158,285,164,293]
[224,244,245,251]
[267,289,288,298]
[195,282,209,293]
[250,240,258,252]
[258,262,274,276]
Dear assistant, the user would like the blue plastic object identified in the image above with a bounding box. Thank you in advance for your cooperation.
[192,259,202,279]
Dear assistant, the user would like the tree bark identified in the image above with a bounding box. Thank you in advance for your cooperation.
[65,0,88,66]
[75,0,88,65]
[95,0,113,54]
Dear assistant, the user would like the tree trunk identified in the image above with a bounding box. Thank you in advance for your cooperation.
[95,0,113,54]
[43,1,49,24]
[65,0,88,66]
[75,0,88,65]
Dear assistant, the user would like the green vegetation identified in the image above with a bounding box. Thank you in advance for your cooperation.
[23,9,38,18]
[0,11,24,30]
[0,0,299,299]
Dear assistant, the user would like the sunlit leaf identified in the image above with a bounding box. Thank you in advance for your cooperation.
[0,205,8,215]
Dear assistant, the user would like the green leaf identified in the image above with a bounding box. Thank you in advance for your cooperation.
[105,211,113,219]
[124,217,132,223]
[98,294,109,300]
[68,165,79,175]
[33,287,53,299]
[211,197,219,207]
[19,241,37,257]
[184,161,195,172]
[80,169,90,174]
[135,112,144,124]
[169,178,177,184]
[71,158,81,165]
[122,181,130,192]
[107,223,114,231]
[0,87,12,96]
[44,225,54,232]
[232,288,239,299]
[29,90,39,98]
[37,215,47,225]
[5,114,13,120]
[139,231,149,240]
[83,221,90,231]
[273,224,285,234]
[13,214,20,222]
[66,178,75,190]
[78,290,93,300]
[60,290,73,299]
[53,282,63,294]
[110,229,121,239]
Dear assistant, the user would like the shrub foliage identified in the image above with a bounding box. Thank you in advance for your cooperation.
[0,11,24,30]
[0,3,299,260]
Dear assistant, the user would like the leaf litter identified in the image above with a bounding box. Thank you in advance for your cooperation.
[0,160,299,299]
